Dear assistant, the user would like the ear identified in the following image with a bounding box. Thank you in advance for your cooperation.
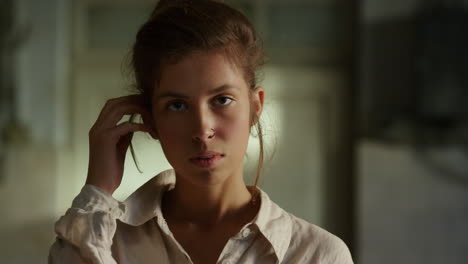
[148,118,159,140]
[149,128,159,140]
[141,110,159,140]
[251,86,265,126]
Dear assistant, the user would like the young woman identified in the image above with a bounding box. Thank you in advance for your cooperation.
[48,0,354,263]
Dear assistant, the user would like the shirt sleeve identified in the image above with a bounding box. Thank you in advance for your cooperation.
[321,235,354,264]
[48,184,126,264]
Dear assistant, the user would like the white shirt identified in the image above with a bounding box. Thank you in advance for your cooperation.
[48,169,353,264]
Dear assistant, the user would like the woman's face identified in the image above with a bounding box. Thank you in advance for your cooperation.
[151,51,264,187]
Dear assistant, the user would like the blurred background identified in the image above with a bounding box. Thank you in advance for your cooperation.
[1,0,467,263]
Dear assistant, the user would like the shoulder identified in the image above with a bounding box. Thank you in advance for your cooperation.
[120,169,176,225]
[284,212,354,264]
[255,189,353,263]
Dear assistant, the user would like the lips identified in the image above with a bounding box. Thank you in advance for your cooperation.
[189,152,224,168]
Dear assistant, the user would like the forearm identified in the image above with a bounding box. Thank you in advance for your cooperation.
[48,184,125,264]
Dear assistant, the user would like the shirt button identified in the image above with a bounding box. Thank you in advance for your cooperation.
[241,228,250,238]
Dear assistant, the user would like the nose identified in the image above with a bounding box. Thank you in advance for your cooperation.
[191,107,216,143]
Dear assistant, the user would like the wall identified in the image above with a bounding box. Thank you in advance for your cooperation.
[358,0,468,263]
[0,0,71,262]
[357,141,468,263]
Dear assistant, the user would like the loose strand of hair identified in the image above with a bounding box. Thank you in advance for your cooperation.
[253,121,264,202]
[129,113,144,173]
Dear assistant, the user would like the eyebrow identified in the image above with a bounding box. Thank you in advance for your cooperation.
[155,84,237,101]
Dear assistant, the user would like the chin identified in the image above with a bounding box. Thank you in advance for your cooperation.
[177,166,231,187]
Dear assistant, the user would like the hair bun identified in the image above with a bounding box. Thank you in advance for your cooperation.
[152,0,224,18]
[156,0,223,9]
[156,0,186,7]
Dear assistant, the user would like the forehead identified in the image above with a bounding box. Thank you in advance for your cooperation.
[155,51,247,96]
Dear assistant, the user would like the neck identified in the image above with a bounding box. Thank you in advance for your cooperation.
[162,169,255,228]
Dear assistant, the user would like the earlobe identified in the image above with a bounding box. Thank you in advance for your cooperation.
[139,107,159,140]
[251,86,265,126]
[255,86,265,117]
[150,122,159,140]
[146,118,159,140]
[150,130,159,140]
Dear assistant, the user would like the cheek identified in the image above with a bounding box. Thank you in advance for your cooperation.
[156,117,186,142]
[219,108,251,142]
[152,112,184,149]
[154,117,188,165]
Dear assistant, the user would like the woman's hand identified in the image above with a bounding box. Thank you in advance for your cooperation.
[85,94,157,195]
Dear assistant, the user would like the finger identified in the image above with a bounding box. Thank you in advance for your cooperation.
[104,99,157,138]
[132,111,158,140]
[104,105,150,127]
[95,103,150,129]
[106,94,145,107]
[137,109,158,138]
[96,95,146,124]
[109,121,149,143]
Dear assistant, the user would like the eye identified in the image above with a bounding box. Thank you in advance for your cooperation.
[213,96,233,106]
[167,101,187,112]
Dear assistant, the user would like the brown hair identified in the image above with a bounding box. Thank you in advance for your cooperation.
[128,0,266,190]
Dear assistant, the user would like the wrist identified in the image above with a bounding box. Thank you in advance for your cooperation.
[85,179,116,195]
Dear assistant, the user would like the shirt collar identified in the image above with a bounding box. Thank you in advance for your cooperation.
[120,169,174,226]
[121,169,292,263]
[251,187,292,262]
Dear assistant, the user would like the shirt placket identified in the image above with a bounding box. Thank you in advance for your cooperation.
[154,217,195,263]
[217,226,255,264]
